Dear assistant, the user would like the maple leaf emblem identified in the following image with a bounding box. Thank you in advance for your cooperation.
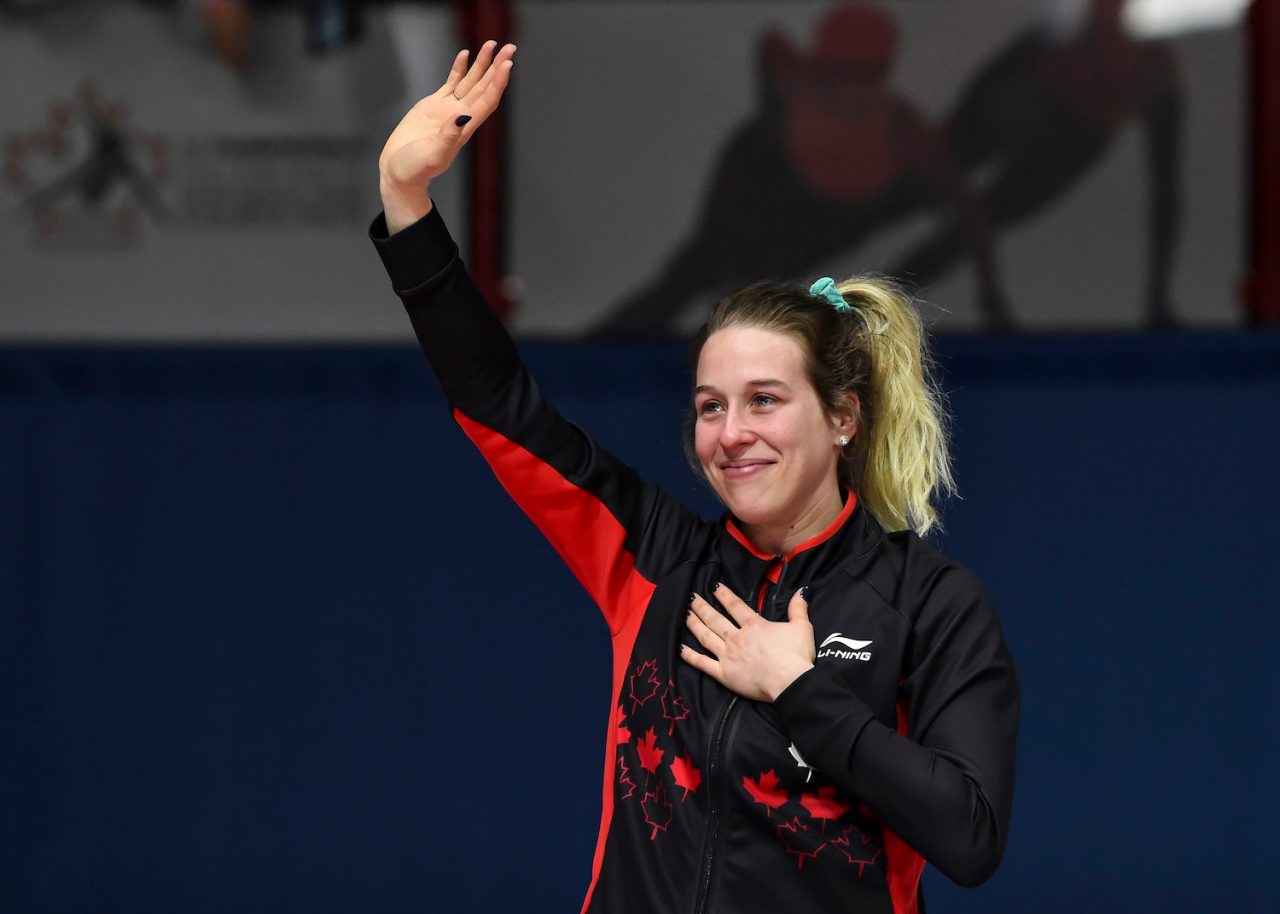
[670,751,702,801]
[617,751,637,800]
[616,704,632,745]
[660,680,690,735]
[641,781,674,840]
[776,816,826,869]
[636,727,666,778]
[799,785,852,829]
[742,769,789,817]
[832,822,883,877]
[627,658,662,710]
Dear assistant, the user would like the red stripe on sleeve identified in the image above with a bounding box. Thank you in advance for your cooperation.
[883,696,925,914]
[453,411,657,913]
[579,601,650,914]
[455,410,654,633]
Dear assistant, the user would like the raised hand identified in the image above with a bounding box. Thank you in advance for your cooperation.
[378,40,516,233]
[682,583,816,703]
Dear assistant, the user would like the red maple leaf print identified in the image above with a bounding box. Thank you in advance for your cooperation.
[641,781,674,840]
[617,752,637,801]
[799,785,852,829]
[832,822,883,877]
[742,769,789,817]
[628,658,662,710]
[776,816,826,869]
[660,680,690,736]
[616,704,632,745]
[636,727,665,777]
[670,751,702,801]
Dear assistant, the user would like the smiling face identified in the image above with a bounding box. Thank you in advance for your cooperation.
[693,325,854,551]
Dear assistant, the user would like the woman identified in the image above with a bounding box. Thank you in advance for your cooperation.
[372,42,1018,914]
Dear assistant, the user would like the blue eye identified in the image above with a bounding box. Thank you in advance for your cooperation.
[699,401,723,414]
[752,394,776,407]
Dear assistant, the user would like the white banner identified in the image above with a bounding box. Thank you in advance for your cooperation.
[0,1,463,341]
[0,1,1246,339]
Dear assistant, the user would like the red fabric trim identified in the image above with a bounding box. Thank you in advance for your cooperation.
[725,516,774,560]
[450,411,656,913]
[785,490,857,557]
[455,410,653,634]
[580,598,652,914]
[883,697,925,914]
[724,490,859,563]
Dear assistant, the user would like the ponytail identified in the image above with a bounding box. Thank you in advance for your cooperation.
[837,278,954,536]
[688,275,955,537]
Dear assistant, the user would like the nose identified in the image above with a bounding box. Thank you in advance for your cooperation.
[720,405,756,450]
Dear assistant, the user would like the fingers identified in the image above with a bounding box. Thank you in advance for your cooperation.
[469,54,514,110]
[440,48,469,95]
[456,60,513,139]
[680,643,721,680]
[787,586,810,624]
[712,582,757,627]
[441,42,516,142]
[687,598,728,655]
[453,40,498,99]
[690,592,741,641]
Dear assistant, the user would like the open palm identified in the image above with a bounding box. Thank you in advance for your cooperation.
[379,40,516,231]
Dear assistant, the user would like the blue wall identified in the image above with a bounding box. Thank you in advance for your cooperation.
[3,335,1278,913]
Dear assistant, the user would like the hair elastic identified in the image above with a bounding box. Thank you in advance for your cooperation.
[810,277,853,313]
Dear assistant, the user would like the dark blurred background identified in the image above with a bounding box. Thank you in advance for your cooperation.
[3,1,1278,912]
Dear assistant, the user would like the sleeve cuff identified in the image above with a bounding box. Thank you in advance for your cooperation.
[774,665,877,757]
[368,205,459,293]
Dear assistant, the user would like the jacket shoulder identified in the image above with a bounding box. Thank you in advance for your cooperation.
[856,529,993,625]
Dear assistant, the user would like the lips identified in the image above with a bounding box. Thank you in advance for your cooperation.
[720,458,775,479]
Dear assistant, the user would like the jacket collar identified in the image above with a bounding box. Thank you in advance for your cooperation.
[718,491,883,613]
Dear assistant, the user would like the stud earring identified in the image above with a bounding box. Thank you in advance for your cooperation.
[838,435,850,446]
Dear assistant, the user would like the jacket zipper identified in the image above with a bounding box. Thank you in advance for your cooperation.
[769,562,789,620]
[691,694,739,914]
[692,561,787,914]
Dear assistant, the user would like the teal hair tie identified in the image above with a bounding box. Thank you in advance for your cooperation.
[810,277,852,313]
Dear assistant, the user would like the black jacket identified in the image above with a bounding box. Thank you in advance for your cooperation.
[371,207,1019,914]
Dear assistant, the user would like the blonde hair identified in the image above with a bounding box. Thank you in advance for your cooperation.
[685,276,955,536]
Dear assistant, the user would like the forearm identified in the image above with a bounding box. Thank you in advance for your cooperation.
[370,205,524,416]
[775,665,1018,887]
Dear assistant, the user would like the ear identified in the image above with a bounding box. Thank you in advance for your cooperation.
[832,392,860,441]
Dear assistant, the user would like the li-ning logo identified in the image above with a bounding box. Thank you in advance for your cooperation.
[817,633,873,662]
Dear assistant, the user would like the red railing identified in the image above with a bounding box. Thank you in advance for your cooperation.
[457,0,518,320]
[1245,0,1280,324]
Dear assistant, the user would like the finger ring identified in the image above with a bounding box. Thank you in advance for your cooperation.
[452,92,463,101]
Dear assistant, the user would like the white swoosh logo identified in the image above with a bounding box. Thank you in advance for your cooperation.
[820,633,873,651]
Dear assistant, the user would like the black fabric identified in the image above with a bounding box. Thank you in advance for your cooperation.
[371,207,1020,913]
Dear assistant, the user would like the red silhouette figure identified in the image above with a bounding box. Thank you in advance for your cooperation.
[594,3,1004,337]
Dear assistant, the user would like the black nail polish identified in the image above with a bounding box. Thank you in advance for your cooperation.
[455,114,472,127]
[801,586,811,600]
[689,592,697,604]
[714,581,723,591]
